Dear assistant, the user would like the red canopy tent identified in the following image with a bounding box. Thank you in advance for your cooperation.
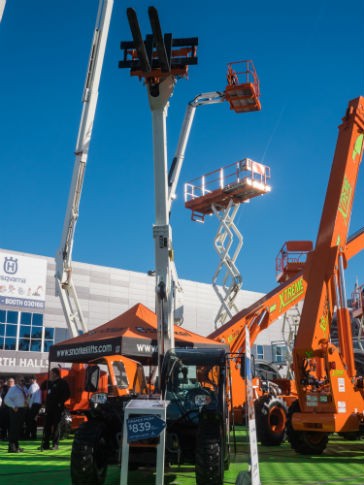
[49,303,224,363]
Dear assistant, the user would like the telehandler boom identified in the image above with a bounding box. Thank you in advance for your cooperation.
[287,96,364,454]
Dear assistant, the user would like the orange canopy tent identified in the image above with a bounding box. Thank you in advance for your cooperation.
[49,303,224,363]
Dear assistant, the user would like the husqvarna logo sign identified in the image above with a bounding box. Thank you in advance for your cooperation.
[4,257,18,275]
[0,250,47,310]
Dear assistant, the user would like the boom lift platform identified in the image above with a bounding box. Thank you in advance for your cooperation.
[185,159,271,327]
[225,60,261,113]
[168,59,261,213]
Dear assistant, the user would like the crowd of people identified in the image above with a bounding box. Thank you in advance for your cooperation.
[0,368,70,453]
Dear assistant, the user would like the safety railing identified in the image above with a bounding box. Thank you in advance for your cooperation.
[184,158,270,202]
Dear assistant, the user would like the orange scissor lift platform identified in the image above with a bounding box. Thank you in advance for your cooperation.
[184,158,271,222]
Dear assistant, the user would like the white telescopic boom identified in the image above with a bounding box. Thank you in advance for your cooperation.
[168,91,226,211]
[55,0,114,337]
[0,0,6,23]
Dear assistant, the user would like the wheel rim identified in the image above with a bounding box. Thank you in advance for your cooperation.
[268,406,286,434]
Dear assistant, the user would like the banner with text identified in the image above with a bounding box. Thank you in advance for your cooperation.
[0,250,47,310]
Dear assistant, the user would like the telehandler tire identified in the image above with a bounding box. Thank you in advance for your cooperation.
[71,421,108,485]
[255,395,288,446]
[195,422,224,485]
[286,400,328,455]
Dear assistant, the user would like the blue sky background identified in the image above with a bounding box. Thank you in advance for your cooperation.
[1,0,364,296]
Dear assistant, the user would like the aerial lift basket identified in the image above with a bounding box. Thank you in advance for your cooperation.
[275,241,313,283]
[225,60,261,113]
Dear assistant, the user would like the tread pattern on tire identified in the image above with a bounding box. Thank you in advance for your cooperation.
[71,421,108,485]
[255,395,288,446]
[286,400,328,455]
[195,422,224,485]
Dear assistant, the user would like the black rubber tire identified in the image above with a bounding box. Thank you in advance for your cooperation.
[255,395,288,446]
[195,422,224,485]
[71,421,108,485]
[286,400,329,455]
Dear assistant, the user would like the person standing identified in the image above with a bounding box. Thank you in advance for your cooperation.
[40,368,70,451]
[0,378,9,440]
[25,376,42,440]
[4,376,28,453]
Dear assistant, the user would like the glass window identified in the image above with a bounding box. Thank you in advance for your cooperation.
[4,337,16,350]
[5,324,17,337]
[0,311,53,353]
[32,313,43,326]
[6,311,18,324]
[43,340,53,352]
[112,361,129,389]
[272,344,287,363]
[19,338,30,351]
[256,344,264,360]
[30,340,41,352]
[19,326,31,338]
[21,312,32,325]
[31,326,42,339]
[44,328,54,340]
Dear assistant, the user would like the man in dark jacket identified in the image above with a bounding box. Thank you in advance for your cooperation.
[39,368,70,451]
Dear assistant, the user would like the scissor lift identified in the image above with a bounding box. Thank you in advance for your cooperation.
[185,158,271,327]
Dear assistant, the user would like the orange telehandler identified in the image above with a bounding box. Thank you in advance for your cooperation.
[285,96,364,453]
[209,195,364,445]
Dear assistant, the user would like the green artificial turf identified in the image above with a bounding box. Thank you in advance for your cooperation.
[0,431,362,485]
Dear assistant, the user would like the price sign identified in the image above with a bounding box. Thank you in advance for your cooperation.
[127,414,166,443]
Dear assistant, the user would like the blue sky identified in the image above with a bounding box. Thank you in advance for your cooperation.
[1,0,364,296]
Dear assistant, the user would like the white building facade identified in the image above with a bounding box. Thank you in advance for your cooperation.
[0,248,288,376]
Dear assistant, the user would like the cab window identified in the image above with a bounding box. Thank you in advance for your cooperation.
[112,361,129,389]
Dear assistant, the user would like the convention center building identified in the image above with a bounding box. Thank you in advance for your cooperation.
[0,248,288,376]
